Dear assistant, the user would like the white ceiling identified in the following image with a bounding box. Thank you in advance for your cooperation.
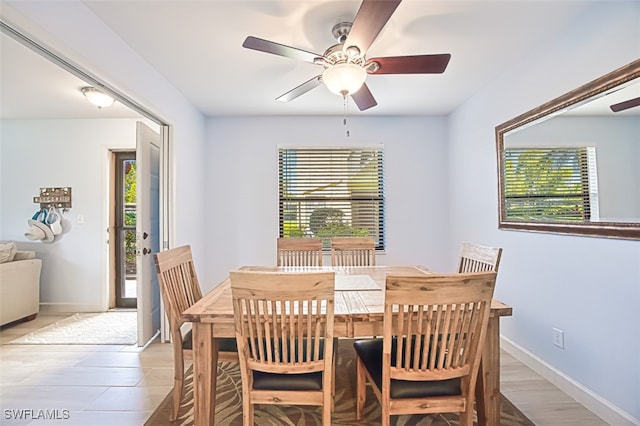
[0,31,140,119]
[1,0,635,119]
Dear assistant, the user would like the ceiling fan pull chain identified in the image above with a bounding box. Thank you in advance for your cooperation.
[343,94,351,138]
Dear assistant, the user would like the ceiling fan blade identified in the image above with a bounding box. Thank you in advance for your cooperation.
[610,96,640,112]
[367,54,451,74]
[351,83,377,111]
[243,36,321,64]
[344,0,402,54]
[276,75,323,102]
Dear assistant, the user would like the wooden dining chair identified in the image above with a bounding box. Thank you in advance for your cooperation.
[457,241,503,273]
[276,237,323,266]
[330,236,376,266]
[154,245,238,421]
[353,271,497,426]
[230,270,336,426]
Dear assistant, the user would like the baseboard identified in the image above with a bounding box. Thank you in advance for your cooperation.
[39,303,105,313]
[501,336,639,426]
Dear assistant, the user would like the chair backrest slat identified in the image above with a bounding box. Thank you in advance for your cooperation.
[457,241,502,273]
[154,245,202,331]
[277,237,323,267]
[231,270,335,374]
[330,237,376,267]
[384,272,497,383]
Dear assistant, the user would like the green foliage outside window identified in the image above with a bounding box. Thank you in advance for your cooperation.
[124,161,137,226]
[504,148,589,221]
[309,208,345,235]
[123,160,137,275]
[315,223,369,247]
[282,221,304,237]
[309,207,369,247]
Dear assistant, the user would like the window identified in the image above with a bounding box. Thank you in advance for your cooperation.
[279,147,385,250]
[503,147,598,222]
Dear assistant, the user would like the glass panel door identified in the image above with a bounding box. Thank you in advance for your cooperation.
[115,151,137,308]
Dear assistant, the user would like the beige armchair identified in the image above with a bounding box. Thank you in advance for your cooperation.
[0,250,42,326]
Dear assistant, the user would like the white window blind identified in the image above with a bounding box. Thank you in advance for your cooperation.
[586,147,600,221]
[503,147,597,221]
[279,147,385,250]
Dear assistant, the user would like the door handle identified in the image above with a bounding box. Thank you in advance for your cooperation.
[142,247,151,255]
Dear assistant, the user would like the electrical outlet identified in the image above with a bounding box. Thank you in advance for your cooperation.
[553,328,565,349]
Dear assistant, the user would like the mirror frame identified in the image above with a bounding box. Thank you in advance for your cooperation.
[495,59,640,240]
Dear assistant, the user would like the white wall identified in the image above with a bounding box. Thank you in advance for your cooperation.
[0,119,136,311]
[203,115,451,290]
[448,2,640,424]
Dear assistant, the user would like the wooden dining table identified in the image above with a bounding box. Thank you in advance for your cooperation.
[182,265,512,426]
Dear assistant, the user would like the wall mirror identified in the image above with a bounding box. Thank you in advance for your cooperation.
[495,59,640,240]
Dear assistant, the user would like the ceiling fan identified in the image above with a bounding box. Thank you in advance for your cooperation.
[610,96,640,112]
[242,0,451,111]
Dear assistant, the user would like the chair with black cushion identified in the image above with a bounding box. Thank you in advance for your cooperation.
[230,270,336,426]
[354,271,497,426]
[330,236,376,267]
[154,245,238,421]
[277,237,323,267]
[457,241,502,273]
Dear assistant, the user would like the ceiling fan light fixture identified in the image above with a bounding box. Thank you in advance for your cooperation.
[81,86,115,109]
[322,63,367,96]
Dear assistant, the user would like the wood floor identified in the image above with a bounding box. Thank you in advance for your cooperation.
[0,313,607,425]
[500,351,608,425]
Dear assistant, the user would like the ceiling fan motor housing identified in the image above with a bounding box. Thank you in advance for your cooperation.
[332,22,352,43]
[324,22,365,67]
[323,44,365,68]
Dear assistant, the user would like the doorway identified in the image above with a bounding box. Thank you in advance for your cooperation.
[109,122,163,346]
[114,151,137,309]
[2,21,171,347]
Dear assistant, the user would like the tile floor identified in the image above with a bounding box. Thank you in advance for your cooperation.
[1,314,172,425]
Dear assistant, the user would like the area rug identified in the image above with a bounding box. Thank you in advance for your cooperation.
[8,311,137,345]
[145,339,535,426]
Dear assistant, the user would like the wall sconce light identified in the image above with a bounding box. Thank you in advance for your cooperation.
[81,86,115,109]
